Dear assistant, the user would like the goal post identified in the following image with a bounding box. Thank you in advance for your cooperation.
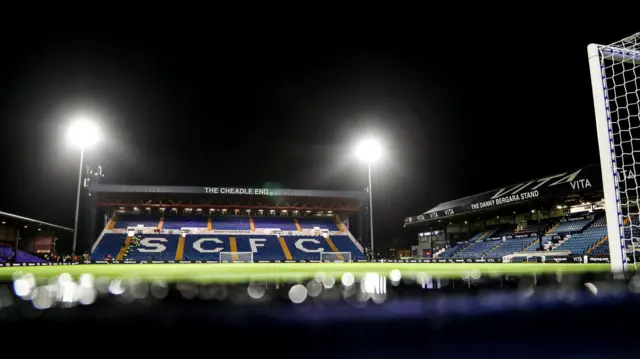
[320,251,352,262]
[219,251,254,263]
[587,33,640,274]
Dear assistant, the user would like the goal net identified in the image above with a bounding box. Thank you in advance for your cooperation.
[320,251,352,263]
[588,32,640,273]
[219,252,254,263]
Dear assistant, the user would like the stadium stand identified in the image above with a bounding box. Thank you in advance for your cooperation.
[468,231,487,242]
[487,237,537,258]
[481,227,501,240]
[495,228,517,237]
[212,217,251,230]
[253,217,298,230]
[439,228,503,258]
[523,236,553,252]
[91,234,129,260]
[453,239,501,258]
[590,240,610,255]
[519,220,550,234]
[114,214,160,229]
[0,245,48,263]
[297,217,340,231]
[438,242,467,258]
[547,218,592,234]
[163,217,208,229]
[91,216,366,262]
[555,216,607,255]
[496,221,549,237]
[404,164,623,263]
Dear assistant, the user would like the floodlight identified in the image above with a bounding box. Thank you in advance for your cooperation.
[67,118,100,148]
[355,138,382,163]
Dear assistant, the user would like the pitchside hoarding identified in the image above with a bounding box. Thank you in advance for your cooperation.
[0,257,615,265]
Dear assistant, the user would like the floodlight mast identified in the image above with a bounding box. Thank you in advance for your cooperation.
[355,139,381,259]
[72,147,84,255]
[67,119,100,255]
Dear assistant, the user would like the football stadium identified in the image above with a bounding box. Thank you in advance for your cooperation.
[0,163,629,283]
[404,164,625,266]
[1,31,640,358]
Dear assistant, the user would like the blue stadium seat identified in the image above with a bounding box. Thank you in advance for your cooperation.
[439,242,467,258]
[523,236,553,252]
[92,233,128,259]
[548,218,592,234]
[0,245,47,263]
[163,216,208,230]
[93,234,366,262]
[454,240,501,258]
[591,241,609,255]
[440,228,501,258]
[212,217,251,230]
[556,217,607,255]
[487,237,537,258]
[113,214,159,229]
[253,217,298,230]
[297,217,340,231]
[123,234,181,261]
[182,235,283,261]
[320,235,366,260]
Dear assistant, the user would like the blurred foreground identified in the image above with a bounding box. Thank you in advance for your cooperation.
[0,262,615,282]
[0,265,639,358]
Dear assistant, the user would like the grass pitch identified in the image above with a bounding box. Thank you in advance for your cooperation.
[0,263,615,283]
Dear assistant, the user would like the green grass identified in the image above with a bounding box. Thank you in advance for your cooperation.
[0,263,616,283]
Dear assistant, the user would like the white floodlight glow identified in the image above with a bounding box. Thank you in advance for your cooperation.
[355,138,382,163]
[67,118,100,148]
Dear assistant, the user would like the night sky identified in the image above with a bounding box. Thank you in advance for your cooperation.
[0,23,636,251]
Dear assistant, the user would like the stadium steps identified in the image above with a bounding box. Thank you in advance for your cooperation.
[477,227,501,241]
[250,217,256,232]
[587,235,608,255]
[485,242,502,255]
[439,242,470,258]
[476,231,489,240]
[158,217,164,230]
[175,236,186,260]
[325,236,344,260]
[107,214,117,229]
[116,236,133,260]
[207,218,212,231]
[334,216,345,232]
[550,239,566,250]
[229,236,238,260]
[524,240,539,252]
[278,237,293,260]
[546,223,559,235]
[294,218,302,231]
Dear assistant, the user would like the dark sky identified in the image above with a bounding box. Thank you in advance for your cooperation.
[0,22,636,250]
